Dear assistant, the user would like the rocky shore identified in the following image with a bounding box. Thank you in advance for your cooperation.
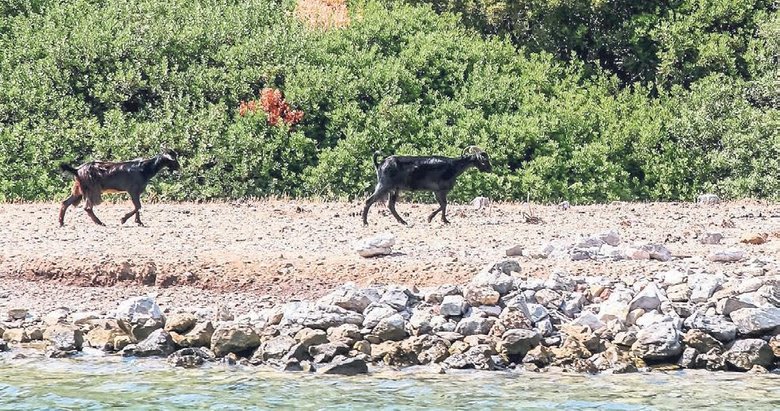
[3,243,779,375]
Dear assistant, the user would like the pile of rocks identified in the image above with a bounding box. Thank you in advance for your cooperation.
[2,257,778,375]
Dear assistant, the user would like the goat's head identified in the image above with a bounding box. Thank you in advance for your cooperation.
[159,145,181,171]
[462,146,492,172]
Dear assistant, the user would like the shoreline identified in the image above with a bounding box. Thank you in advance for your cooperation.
[2,199,779,374]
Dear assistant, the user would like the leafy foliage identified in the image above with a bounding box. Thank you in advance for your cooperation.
[0,0,777,203]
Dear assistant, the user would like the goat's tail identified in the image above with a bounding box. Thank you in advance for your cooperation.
[372,151,382,169]
[59,163,78,176]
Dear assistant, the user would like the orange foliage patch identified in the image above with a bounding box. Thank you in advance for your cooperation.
[239,88,304,127]
[294,0,350,30]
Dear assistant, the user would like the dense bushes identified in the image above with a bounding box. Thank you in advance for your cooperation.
[0,0,777,203]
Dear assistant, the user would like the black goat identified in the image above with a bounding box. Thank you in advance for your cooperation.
[58,147,180,227]
[362,146,492,225]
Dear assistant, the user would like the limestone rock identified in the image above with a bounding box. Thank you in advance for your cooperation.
[294,328,328,348]
[327,324,362,346]
[729,307,780,335]
[317,356,368,375]
[125,329,176,357]
[164,313,198,333]
[171,321,214,348]
[362,304,397,329]
[463,285,500,306]
[210,324,261,356]
[44,325,83,351]
[167,347,216,368]
[282,303,364,330]
[373,314,407,341]
[500,329,540,357]
[631,321,682,360]
[697,194,720,205]
[308,342,350,363]
[683,314,737,342]
[259,335,296,361]
[114,296,164,324]
[471,269,515,296]
[708,249,745,263]
[699,232,722,245]
[355,233,395,257]
[318,283,381,313]
[724,339,774,371]
[629,283,663,311]
[455,316,495,336]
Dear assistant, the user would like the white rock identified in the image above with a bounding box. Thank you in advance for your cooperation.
[598,289,634,323]
[571,312,605,331]
[472,196,491,209]
[641,244,672,262]
[440,295,467,317]
[629,283,663,311]
[697,194,720,205]
[699,232,723,245]
[526,303,549,323]
[688,274,722,303]
[708,249,745,262]
[634,311,672,328]
[599,230,621,246]
[362,304,397,329]
[624,247,651,260]
[661,270,687,286]
[355,232,395,257]
[736,277,766,294]
[114,296,164,323]
[730,307,780,335]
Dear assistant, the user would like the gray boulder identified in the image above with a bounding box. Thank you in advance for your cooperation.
[317,356,368,375]
[210,324,261,356]
[729,307,780,335]
[373,314,407,341]
[440,295,467,317]
[44,325,83,351]
[318,283,381,313]
[125,329,176,357]
[500,329,541,357]
[724,339,774,371]
[455,316,495,336]
[259,335,296,361]
[168,347,216,368]
[631,321,682,360]
[309,342,350,363]
[472,267,515,295]
[683,313,737,342]
[284,303,364,330]
[629,283,663,311]
[379,288,412,311]
[362,304,397,329]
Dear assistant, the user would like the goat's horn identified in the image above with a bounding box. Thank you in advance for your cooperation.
[462,146,482,156]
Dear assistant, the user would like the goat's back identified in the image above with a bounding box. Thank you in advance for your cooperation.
[378,155,465,192]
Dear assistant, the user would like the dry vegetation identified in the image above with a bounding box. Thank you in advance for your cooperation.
[294,0,350,29]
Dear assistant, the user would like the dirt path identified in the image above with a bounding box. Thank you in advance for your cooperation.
[1,199,779,315]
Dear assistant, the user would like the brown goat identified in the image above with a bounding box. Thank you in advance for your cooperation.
[58,147,180,227]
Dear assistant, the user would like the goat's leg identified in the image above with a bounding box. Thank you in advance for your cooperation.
[58,194,82,227]
[362,187,390,225]
[428,191,450,224]
[387,191,407,225]
[121,193,144,226]
[84,206,105,226]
